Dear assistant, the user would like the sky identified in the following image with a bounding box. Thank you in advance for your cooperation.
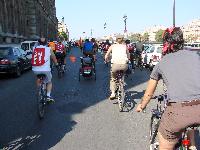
[56,0,200,39]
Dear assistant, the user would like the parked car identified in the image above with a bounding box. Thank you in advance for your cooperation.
[0,46,32,77]
[142,45,162,70]
[21,41,38,59]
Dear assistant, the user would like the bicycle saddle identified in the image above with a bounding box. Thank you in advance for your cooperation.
[37,74,46,79]
[157,95,164,102]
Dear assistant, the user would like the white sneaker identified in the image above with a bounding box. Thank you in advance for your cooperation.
[189,146,197,150]
[109,92,115,100]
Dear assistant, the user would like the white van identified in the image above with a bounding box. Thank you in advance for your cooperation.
[20,41,38,59]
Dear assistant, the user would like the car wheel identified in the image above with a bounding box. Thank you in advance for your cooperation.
[15,65,22,77]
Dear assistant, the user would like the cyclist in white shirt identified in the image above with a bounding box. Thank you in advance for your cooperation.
[32,38,58,102]
[105,35,130,99]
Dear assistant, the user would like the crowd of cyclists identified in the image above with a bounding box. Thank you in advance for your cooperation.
[31,26,200,150]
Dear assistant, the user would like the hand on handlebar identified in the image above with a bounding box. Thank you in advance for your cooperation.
[136,103,146,113]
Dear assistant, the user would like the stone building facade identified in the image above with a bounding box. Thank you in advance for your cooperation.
[0,0,58,43]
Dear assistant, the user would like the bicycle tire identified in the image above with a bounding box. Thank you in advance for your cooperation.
[118,81,124,112]
[149,115,160,150]
[37,86,45,119]
[58,66,63,78]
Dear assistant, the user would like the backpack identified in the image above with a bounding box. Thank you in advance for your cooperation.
[162,27,184,55]
[32,47,46,66]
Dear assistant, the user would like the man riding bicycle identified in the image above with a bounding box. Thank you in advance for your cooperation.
[32,37,58,102]
[55,40,67,70]
[135,40,144,67]
[82,38,96,63]
[105,35,130,100]
[136,27,200,150]
[102,39,111,63]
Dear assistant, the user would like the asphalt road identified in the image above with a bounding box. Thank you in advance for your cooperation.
[1,47,198,150]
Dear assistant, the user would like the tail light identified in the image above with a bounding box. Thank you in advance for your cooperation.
[0,59,10,64]
[182,139,190,147]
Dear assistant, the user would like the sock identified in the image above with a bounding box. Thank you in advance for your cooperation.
[47,92,51,97]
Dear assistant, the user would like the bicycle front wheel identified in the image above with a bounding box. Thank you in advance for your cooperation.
[149,115,160,150]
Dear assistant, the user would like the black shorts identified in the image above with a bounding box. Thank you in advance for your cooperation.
[55,52,66,62]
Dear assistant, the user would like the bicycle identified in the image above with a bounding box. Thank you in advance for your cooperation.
[115,70,126,112]
[37,74,47,119]
[175,125,199,150]
[149,95,199,150]
[149,94,167,150]
[57,56,65,78]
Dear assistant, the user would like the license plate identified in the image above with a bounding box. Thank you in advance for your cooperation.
[84,69,91,74]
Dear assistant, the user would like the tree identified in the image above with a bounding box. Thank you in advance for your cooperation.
[142,32,149,42]
[155,29,164,42]
[129,33,142,42]
[59,31,68,41]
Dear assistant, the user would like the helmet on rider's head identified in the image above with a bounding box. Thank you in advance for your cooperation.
[38,37,47,46]
[162,27,184,56]
[116,35,124,44]
[125,39,130,44]
[91,38,96,42]
[106,39,109,43]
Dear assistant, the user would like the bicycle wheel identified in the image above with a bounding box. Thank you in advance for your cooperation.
[58,66,62,78]
[139,61,143,71]
[118,82,124,112]
[37,86,45,119]
[149,115,160,150]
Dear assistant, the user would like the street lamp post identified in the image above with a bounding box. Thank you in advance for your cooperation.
[123,14,128,34]
[91,28,93,38]
[173,0,175,27]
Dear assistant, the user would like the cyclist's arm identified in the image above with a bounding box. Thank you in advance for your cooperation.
[50,49,58,64]
[136,79,158,112]
[105,45,112,59]
[126,47,130,60]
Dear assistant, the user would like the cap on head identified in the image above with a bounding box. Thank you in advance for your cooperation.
[116,35,124,39]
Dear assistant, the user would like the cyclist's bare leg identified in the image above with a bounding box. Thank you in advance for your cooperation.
[36,79,40,87]
[158,132,177,150]
[188,130,196,148]
[46,82,52,97]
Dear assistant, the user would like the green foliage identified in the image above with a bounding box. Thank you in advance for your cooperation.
[59,31,68,41]
[155,29,164,42]
[129,33,142,42]
[142,32,149,42]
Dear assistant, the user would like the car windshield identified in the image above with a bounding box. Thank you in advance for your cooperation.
[0,47,12,57]
[146,46,155,53]
[157,47,162,53]
[30,42,37,50]
[21,43,29,51]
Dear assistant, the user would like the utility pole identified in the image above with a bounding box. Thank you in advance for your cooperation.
[173,0,176,27]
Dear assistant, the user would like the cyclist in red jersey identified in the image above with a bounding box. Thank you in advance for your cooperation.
[55,40,67,70]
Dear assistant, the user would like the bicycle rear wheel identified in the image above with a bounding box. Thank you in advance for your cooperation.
[118,82,125,112]
[37,86,46,119]
[58,66,63,78]
[149,115,160,150]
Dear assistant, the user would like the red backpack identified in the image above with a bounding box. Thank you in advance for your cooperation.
[32,47,46,66]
